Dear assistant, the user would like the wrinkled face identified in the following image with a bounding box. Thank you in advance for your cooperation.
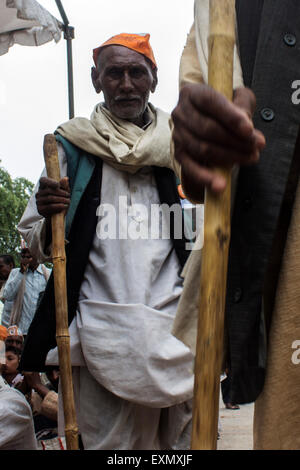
[92,45,157,125]
[5,351,19,375]
[0,258,13,280]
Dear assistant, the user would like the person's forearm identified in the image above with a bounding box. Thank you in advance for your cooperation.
[33,382,50,399]
[40,390,58,421]
[2,271,24,301]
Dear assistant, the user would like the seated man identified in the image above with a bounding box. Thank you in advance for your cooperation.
[2,345,25,391]
[6,325,24,353]
[18,33,194,450]
[0,325,37,450]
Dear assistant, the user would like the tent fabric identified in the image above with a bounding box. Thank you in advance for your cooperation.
[0,0,62,55]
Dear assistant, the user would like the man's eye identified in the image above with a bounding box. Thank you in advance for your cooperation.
[108,69,122,79]
[130,68,144,78]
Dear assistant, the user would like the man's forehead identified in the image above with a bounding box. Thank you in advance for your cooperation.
[98,45,149,68]
[21,250,31,256]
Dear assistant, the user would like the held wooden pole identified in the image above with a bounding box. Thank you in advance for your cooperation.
[43,134,79,450]
[191,0,236,450]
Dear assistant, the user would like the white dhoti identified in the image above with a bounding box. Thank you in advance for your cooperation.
[58,367,192,450]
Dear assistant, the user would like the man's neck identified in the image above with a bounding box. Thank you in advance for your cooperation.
[3,372,18,384]
[29,264,39,272]
[104,103,151,128]
[130,110,149,128]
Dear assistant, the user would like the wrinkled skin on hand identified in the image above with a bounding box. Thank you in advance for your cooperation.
[35,176,71,219]
[171,84,266,201]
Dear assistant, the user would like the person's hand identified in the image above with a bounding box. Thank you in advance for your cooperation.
[22,371,42,388]
[171,83,266,200]
[23,371,49,398]
[20,252,32,273]
[36,176,70,219]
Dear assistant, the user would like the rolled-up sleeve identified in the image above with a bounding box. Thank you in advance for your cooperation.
[1,269,23,327]
[2,269,23,302]
[18,142,68,263]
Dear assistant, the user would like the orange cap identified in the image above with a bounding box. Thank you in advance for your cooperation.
[0,325,8,341]
[93,33,157,69]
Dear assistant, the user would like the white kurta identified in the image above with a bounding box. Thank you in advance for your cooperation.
[18,144,194,449]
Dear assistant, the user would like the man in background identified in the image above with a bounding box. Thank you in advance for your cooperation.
[1,247,50,336]
[0,254,15,322]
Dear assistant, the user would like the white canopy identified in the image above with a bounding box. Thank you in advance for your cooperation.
[0,0,63,55]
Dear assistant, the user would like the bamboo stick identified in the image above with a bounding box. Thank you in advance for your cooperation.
[191,0,236,450]
[43,134,79,450]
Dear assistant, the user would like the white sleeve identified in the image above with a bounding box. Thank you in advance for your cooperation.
[193,0,244,89]
[18,142,68,263]
[0,378,38,450]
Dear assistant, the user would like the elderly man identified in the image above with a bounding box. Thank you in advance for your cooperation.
[19,33,194,450]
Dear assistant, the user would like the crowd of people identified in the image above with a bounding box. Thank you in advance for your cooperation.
[0,251,63,450]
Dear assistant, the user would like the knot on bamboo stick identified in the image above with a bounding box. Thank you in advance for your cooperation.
[65,426,79,434]
[216,228,229,249]
[52,256,66,262]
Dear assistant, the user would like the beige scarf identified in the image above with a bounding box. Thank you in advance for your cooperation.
[56,103,172,174]
[173,0,300,450]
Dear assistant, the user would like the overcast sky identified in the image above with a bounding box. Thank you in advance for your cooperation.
[0,0,194,184]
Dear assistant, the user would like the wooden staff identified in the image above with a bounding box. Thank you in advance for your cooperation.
[43,134,79,450]
[191,0,236,450]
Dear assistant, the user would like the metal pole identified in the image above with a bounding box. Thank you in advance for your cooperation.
[55,0,75,119]
[64,25,75,119]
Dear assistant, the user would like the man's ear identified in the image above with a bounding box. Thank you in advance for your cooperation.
[151,68,158,93]
[91,66,102,94]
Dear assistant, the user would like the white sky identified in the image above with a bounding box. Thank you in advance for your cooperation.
[0,0,194,184]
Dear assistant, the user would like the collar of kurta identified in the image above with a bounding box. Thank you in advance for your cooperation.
[55,103,173,174]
